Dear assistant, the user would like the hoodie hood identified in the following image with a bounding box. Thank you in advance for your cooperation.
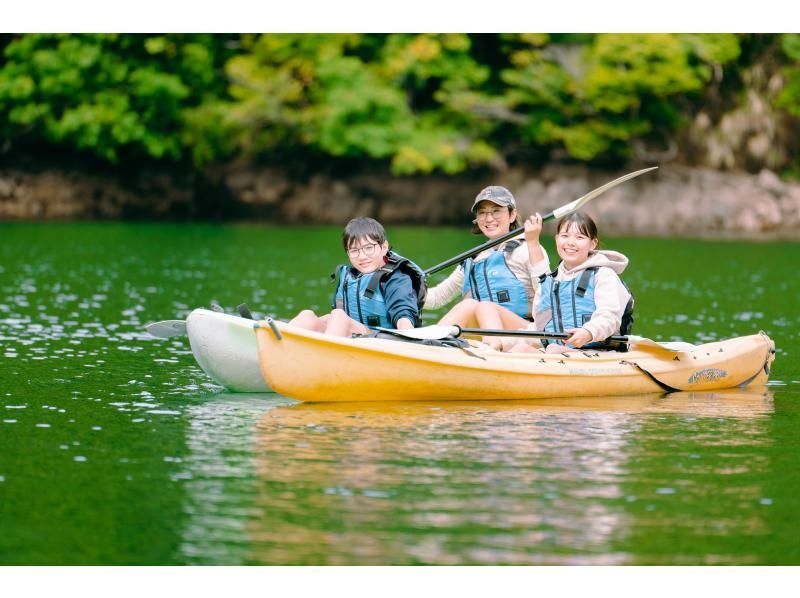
[558,249,628,277]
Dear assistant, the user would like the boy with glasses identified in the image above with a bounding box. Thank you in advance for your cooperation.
[289,217,424,337]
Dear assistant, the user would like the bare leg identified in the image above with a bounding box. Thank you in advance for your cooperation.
[290,309,326,332]
[324,309,369,337]
[324,309,352,336]
[509,341,538,353]
[475,301,530,351]
[437,298,480,327]
[545,343,572,354]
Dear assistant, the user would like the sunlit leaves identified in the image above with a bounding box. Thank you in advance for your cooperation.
[0,33,234,165]
[224,33,495,174]
[777,34,800,119]
[2,33,798,175]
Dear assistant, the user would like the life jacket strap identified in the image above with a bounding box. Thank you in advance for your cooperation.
[363,266,393,299]
[503,239,523,255]
[575,267,596,298]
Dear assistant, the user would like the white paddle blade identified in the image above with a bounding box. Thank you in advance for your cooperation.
[627,335,694,353]
[377,325,460,341]
[146,320,188,338]
[552,166,658,220]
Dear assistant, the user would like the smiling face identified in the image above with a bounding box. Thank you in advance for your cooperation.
[346,235,389,274]
[556,221,598,270]
[473,200,517,240]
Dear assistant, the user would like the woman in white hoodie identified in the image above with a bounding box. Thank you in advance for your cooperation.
[473,211,633,353]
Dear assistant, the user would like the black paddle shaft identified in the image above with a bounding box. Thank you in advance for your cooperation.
[423,209,556,277]
[458,326,629,344]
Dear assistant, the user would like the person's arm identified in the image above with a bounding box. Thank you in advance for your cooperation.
[331,266,345,310]
[382,273,420,328]
[422,265,464,310]
[531,284,543,328]
[527,244,550,281]
[524,213,546,265]
[395,317,414,330]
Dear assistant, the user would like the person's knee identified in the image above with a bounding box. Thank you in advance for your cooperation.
[330,308,349,322]
[461,298,479,309]
[290,309,316,326]
[476,300,496,315]
[510,341,534,353]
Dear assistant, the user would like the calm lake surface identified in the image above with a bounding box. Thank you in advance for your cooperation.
[1,222,798,565]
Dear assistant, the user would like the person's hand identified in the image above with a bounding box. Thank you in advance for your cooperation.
[564,327,593,348]
[396,318,414,330]
[524,213,543,244]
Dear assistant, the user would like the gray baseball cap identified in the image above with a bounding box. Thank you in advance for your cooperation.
[471,185,516,212]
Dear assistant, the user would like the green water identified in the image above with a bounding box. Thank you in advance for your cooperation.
[0,222,798,565]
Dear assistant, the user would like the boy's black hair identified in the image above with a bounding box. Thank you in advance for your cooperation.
[342,217,387,250]
[556,212,600,247]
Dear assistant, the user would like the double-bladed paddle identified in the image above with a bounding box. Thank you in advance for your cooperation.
[423,166,658,276]
[378,324,694,354]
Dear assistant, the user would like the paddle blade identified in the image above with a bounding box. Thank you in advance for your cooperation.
[550,166,658,221]
[376,325,460,341]
[146,320,188,338]
[627,335,694,354]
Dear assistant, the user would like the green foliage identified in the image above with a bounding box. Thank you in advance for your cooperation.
[224,33,497,174]
[777,34,800,119]
[497,33,741,161]
[2,33,798,175]
[0,33,236,164]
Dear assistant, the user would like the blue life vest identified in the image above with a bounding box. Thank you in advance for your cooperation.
[332,252,426,329]
[536,267,634,351]
[461,240,530,320]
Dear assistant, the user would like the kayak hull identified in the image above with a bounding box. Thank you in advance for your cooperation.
[186,309,271,393]
[255,320,774,403]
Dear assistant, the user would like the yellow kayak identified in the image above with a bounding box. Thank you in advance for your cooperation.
[254,319,775,403]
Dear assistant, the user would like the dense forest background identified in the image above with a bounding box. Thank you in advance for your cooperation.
[1,33,800,234]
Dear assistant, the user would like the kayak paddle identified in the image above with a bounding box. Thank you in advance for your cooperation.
[423,166,659,277]
[378,324,694,354]
[146,320,188,338]
[146,303,257,338]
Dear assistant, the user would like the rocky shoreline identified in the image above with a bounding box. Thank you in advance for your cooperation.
[1,163,799,239]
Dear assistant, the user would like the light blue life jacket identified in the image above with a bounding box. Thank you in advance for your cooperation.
[332,252,426,330]
[536,267,634,351]
[461,240,530,320]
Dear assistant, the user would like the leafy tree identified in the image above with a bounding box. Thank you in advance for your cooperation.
[777,33,800,119]
[224,33,497,174]
[498,33,741,161]
[0,33,237,165]
[3,33,800,177]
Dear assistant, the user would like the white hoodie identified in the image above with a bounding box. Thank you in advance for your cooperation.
[530,250,632,343]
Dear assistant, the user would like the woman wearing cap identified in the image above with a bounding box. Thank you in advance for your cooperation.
[423,186,550,343]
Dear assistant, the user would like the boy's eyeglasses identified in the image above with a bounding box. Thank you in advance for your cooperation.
[347,243,380,258]
[475,208,507,221]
